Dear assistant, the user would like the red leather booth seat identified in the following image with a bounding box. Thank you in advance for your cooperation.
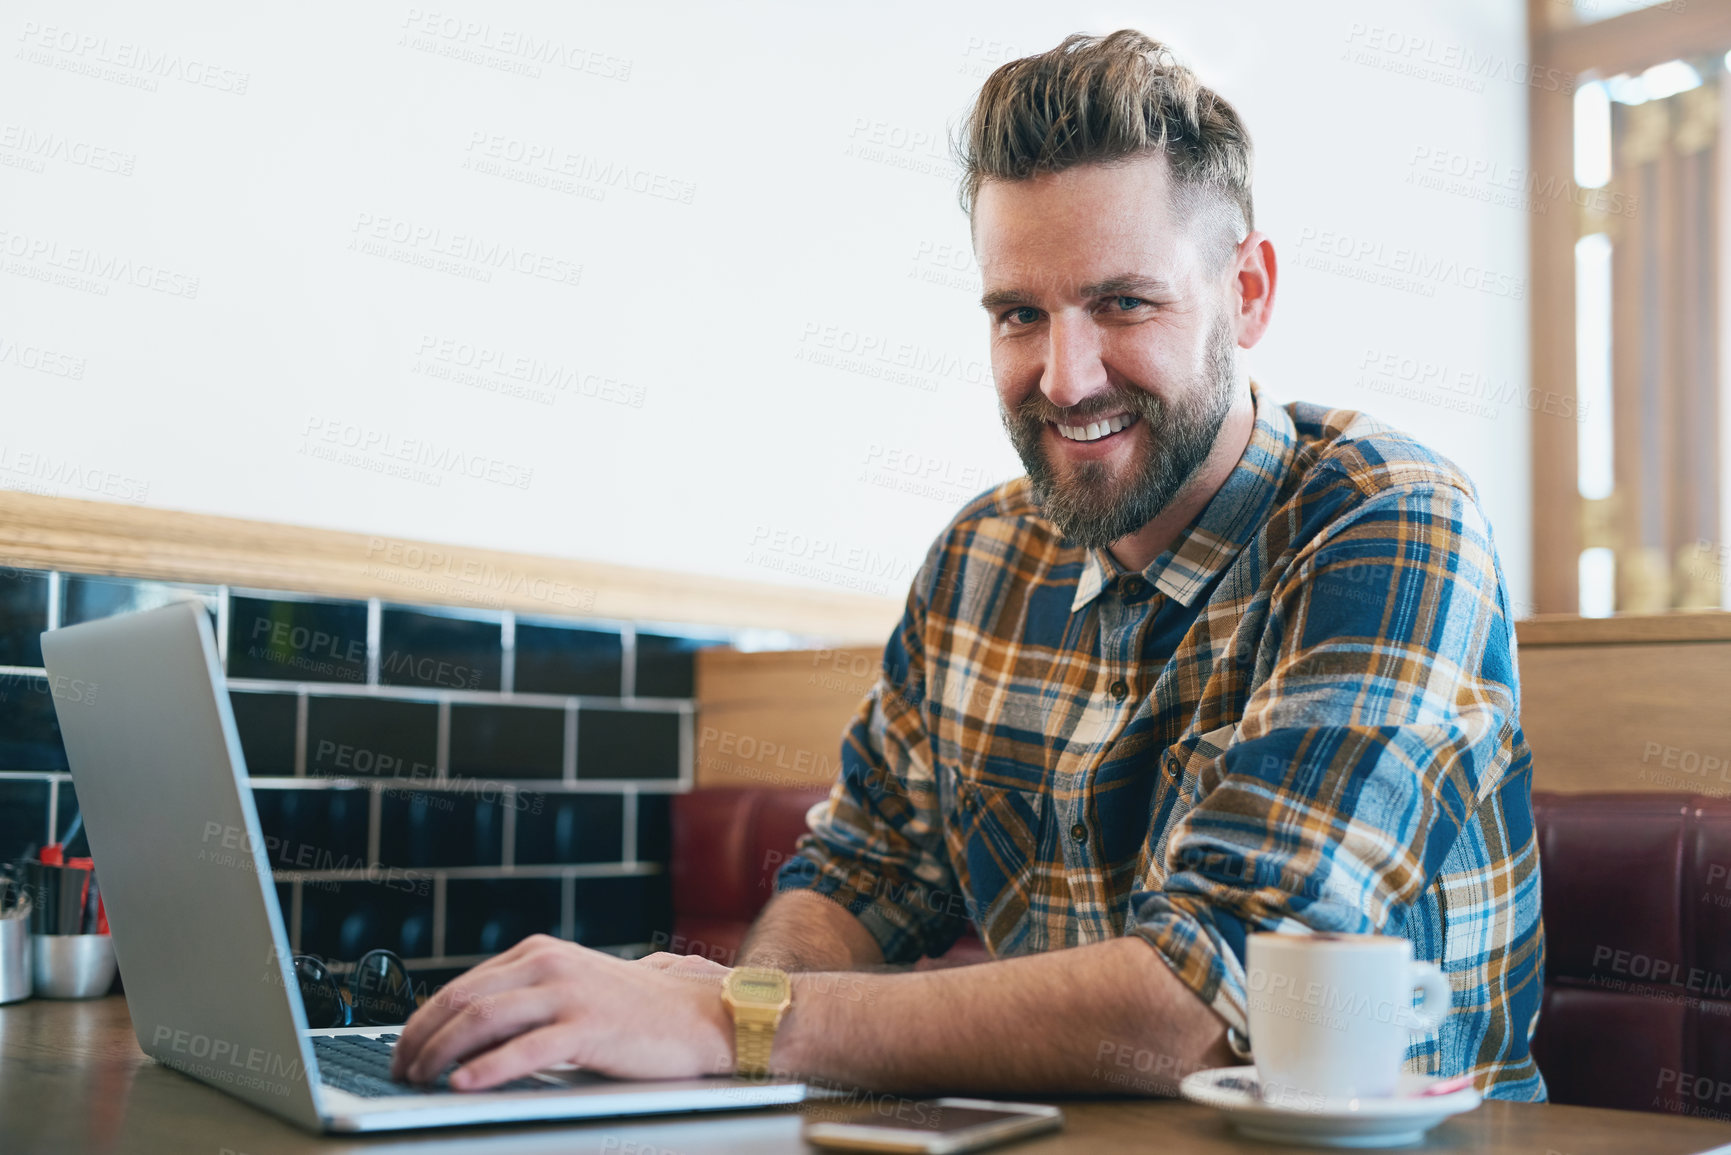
[1530,791,1731,1114]
[671,786,1731,1113]
[669,787,987,968]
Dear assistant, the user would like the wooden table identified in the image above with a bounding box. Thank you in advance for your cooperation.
[6,996,1731,1155]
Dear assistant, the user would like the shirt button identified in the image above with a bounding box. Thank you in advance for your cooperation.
[1070,822,1088,842]
[1122,577,1147,598]
[1109,679,1129,701]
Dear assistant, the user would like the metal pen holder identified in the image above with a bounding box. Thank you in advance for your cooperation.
[0,895,31,1004]
[33,933,116,999]
[19,859,116,999]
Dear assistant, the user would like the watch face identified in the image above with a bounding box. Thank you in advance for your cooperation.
[730,969,788,1003]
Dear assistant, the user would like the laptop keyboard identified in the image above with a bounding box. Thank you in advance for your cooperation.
[314,1034,564,1098]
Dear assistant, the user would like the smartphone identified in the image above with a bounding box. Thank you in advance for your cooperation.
[802,1097,1064,1153]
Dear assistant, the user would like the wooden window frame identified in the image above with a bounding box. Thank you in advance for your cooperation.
[1528,0,1731,612]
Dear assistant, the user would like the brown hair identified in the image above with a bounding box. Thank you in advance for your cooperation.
[956,30,1253,258]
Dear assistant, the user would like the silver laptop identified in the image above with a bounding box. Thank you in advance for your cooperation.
[40,600,805,1133]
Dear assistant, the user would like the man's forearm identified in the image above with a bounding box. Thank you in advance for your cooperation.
[772,936,1232,1095]
[737,890,885,971]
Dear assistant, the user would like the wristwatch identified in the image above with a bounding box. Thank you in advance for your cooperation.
[720,966,792,1079]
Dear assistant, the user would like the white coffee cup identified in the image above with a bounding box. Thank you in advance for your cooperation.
[1245,932,1451,1104]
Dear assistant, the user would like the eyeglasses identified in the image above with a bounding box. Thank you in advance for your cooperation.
[293,948,417,1028]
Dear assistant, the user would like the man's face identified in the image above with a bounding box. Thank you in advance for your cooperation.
[974,155,1242,549]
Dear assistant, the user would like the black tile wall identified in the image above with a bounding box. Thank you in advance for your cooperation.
[230,691,298,777]
[570,875,672,948]
[444,879,561,955]
[635,793,672,864]
[0,674,67,771]
[61,576,216,628]
[635,633,704,698]
[378,791,503,868]
[514,623,621,696]
[0,778,49,863]
[449,703,563,780]
[515,793,624,865]
[5,571,723,968]
[578,707,681,780]
[306,697,437,783]
[379,609,500,691]
[229,596,368,683]
[0,570,48,668]
[300,880,434,961]
[252,788,369,870]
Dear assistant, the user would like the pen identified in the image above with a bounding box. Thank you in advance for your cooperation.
[81,871,100,935]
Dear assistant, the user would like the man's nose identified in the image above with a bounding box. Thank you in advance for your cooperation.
[1039,314,1109,411]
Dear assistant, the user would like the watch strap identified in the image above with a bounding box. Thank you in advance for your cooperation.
[734,1015,778,1078]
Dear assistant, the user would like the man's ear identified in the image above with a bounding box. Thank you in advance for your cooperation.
[1231,230,1277,349]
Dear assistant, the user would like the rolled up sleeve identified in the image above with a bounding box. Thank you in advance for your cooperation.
[1127,480,1517,1034]
[774,551,968,964]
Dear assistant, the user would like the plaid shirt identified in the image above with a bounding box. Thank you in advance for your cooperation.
[776,383,1546,1100]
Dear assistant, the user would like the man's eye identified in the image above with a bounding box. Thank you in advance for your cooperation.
[1114,296,1146,311]
[1000,306,1040,325]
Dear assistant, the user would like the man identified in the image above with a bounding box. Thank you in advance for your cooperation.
[390,29,1545,1100]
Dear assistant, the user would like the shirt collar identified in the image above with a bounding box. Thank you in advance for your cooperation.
[1070,381,1298,613]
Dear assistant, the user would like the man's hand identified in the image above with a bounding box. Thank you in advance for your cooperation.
[388,935,734,1090]
[635,951,734,978]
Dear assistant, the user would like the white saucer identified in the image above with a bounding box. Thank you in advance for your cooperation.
[1179,1066,1482,1148]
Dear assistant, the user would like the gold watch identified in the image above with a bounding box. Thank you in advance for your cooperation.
[720,966,792,1079]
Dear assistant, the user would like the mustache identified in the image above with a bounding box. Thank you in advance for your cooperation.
[1009,388,1165,428]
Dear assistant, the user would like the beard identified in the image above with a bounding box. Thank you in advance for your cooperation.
[1002,312,1238,550]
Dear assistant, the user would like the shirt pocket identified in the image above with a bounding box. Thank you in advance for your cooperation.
[941,767,1048,953]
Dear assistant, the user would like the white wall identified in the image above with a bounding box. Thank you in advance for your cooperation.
[2,0,1532,613]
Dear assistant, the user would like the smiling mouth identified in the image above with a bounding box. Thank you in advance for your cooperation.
[1052,413,1138,443]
